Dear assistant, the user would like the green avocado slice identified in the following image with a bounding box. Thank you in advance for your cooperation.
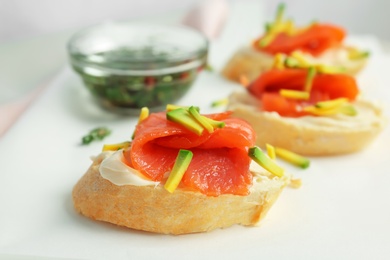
[166,108,204,135]
[164,149,193,193]
[248,147,284,177]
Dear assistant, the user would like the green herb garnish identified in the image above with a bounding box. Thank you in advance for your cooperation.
[82,127,111,145]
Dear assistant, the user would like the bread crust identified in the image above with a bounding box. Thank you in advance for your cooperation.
[72,157,288,235]
[221,46,367,84]
[228,91,386,156]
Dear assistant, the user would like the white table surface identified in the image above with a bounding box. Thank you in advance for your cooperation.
[1,1,390,260]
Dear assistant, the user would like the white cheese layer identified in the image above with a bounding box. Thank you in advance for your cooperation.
[97,151,159,186]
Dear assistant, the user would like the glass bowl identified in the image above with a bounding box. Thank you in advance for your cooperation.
[67,21,208,115]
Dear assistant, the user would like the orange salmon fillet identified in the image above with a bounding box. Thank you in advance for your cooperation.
[124,111,256,196]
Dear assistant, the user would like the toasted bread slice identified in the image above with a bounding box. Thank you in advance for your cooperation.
[73,154,290,235]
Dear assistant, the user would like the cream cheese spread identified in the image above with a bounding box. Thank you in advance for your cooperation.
[97,150,159,186]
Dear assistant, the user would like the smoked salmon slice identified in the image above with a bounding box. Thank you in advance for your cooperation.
[253,23,346,56]
[248,68,359,101]
[247,68,359,117]
[125,111,256,196]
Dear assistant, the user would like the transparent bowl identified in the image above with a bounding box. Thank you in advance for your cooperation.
[67,22,208,115]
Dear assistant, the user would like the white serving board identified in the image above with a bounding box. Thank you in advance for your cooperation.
[1,2,390,259]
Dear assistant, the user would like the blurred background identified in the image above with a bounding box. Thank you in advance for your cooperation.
[0,0,389,114]
[1,0,389,43]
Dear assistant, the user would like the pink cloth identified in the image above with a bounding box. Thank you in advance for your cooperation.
[0,85,45,137]
[181,0,228,40]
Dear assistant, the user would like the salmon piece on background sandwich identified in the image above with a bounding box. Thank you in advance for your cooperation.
[222,3,370,84]
[228,54,386,156]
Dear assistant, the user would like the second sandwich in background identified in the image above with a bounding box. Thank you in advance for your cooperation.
[222,3,370,84]
[228,53,386,156]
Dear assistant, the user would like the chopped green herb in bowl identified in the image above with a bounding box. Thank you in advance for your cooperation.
[81,127,111,145]
[68,22,208,115]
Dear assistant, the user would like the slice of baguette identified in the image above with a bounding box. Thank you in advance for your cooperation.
[72,154,289,235]
[222,45,367,84]
[228,91,386,156]
[221,46,274,84]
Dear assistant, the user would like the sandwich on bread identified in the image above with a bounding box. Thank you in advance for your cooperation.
[228,55,386,156]
[73,107,291,234]
[222,3,369,83]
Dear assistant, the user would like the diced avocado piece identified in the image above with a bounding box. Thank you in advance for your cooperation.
[316,65,347,74]
[132,107,149,139]
[275,3,286,24]
[284,19,295,35]
[102,141,131,151]
[188,106,214,133]
[166,104,181,111]
[166,108,204,135]
[304,105,337,116]
[248,147,284,177]
[204,117,225,129]
[275,147,310,169]
[259,3,287,47]
[339,104,357,116]
[279,89,310,100]
[259,34,275,47]
[166,104,200,112]
[164,149,193,193]
[285,57,300,68]
[131,130,136,140]
[273,53,285,69]
[264,22,273,33]
[291,51,309,67]
[315,98,348,109]
[304,103,357,117]
[348,50,370,60]
[303,105,320,114]
[266,143,276,160]
[304,66,317,92]
[138,107,149,123]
